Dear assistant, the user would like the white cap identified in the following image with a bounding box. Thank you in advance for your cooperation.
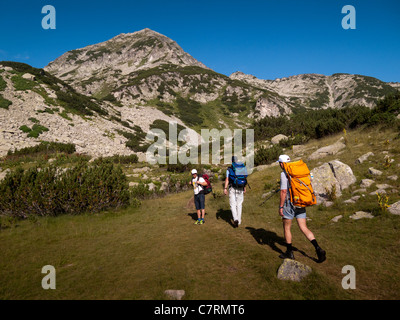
[277,155,291,163]
[191,169,197,174]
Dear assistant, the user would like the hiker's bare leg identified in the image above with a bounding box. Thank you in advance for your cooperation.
[282,218,292,244]
[201,209,205,219]
[197,209,201,219]
[297,218,315,241]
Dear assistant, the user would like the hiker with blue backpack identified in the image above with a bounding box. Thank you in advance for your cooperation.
[224,156,249,228]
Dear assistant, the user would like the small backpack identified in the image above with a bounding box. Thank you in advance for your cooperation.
[200,174,212,195]
[281,160,316,208]
[228,162,248,188]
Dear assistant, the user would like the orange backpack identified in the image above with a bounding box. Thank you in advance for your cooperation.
[282,160,317,208]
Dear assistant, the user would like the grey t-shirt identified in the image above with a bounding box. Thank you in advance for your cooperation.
[280,172,291,202]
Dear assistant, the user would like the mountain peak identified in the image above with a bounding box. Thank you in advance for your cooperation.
[44,28,208,95]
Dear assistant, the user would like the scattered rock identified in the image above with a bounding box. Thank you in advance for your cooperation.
[132,167,151,173]
[369,189,387,196]
[160,181,169,192]
[147,182,157,191]
[352,188,367,194]
[355,152,374,164]
[271,134,288,145]
[292,145,306,156]
[308,138,346,160]
[369,167,382,176]
[164,290,185,300]
[376,184,393,190]
[388,175,398,181]
[0,168,11,181]
[350,211,374,220]
[331,215,343,222]
[277,259,312,282]
[360,179,375,188]
[388,201,400,215]
[22,73,36,81]
[324,201,334,207]
[129,182,139,187]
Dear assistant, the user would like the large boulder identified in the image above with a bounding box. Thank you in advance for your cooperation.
[277,259,312,282]
[311,160,356,203]
[311,163,341,202]
[308,138,346,160]
[329,160,357,190]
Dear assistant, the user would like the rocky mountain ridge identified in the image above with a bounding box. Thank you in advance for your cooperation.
[45,28,399,123]
[1,28,399,159]
[230,71,399,111]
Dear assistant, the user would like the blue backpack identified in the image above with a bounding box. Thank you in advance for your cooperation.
[228,162,248,188]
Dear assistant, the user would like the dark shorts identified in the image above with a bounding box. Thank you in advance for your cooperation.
[194,193,205,210]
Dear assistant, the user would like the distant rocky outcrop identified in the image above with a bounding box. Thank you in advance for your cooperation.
[230,71,399,112]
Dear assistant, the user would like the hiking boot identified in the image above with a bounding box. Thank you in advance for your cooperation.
[195,219,201,225]
[234,220,239,228]
[316,247,326,263]
[279,250,295,260]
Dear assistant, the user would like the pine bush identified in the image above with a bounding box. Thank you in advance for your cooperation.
[0,160,130,218]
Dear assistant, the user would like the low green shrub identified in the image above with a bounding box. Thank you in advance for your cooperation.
[0,94,12,109]
[0,75,6,91]
[254,93,400,143]
[254,145,283,166]
[0,160,131,218]
[7,141,76,157]
[93,154,138,165]
[11,75,36,91]
[27,124,49,138]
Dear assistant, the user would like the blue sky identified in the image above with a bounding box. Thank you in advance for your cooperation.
[0,0,399,82]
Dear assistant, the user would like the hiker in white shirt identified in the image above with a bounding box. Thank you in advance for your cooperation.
[191,169,207,225]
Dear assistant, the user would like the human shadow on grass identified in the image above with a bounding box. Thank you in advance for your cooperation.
[215,208,235,228]
[246,227,317,262]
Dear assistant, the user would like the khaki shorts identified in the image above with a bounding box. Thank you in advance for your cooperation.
[283,201,306,220]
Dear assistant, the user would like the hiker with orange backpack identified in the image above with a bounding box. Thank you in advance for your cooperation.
[277,155,326,263]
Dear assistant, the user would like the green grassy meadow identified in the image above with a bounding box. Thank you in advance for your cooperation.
[1,127,400,300]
